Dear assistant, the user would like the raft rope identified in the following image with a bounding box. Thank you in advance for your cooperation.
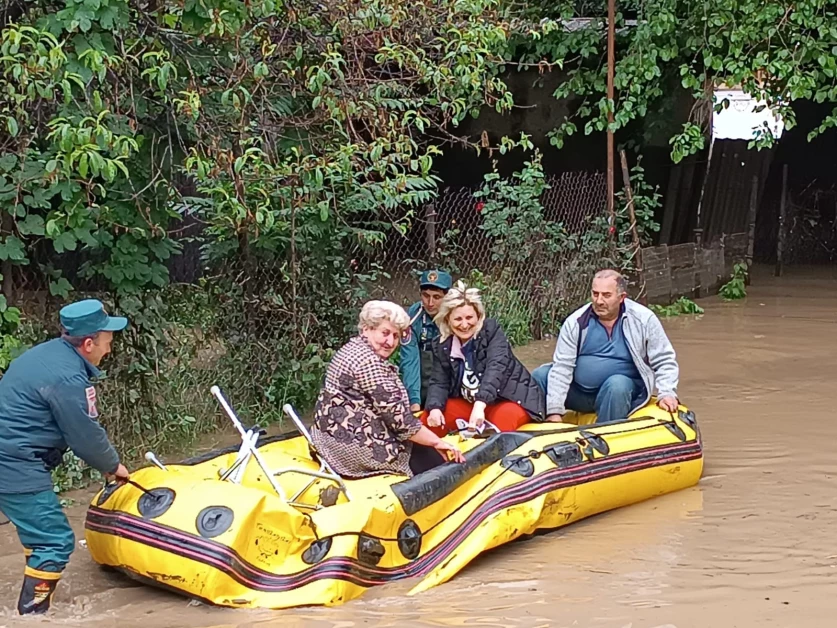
[316,415,690,543]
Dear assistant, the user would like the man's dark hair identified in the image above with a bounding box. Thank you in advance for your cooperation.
[60,328,100,348]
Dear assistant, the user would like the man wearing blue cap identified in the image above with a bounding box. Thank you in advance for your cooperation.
[399,269,452,411]
[0,299,130,615]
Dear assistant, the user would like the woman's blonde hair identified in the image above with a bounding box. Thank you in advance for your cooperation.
[357,300,410,334]
[434,281,486,341]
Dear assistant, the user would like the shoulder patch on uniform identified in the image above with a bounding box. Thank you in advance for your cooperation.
[401,327,413,344]
[85,386,99,418]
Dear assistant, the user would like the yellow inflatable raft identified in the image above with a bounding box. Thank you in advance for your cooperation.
[84,389,703,609]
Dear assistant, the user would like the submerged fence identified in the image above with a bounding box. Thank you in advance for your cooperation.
[377,171,611,342]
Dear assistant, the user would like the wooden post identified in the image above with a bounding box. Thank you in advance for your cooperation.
[425,202,437,264]
[694,135,715,245]
[606,0,616,244]
[619,150,645,303]
[290,201,300,348]
[775,164,788,277]
[659,163,682,245]
[745,174,758,283]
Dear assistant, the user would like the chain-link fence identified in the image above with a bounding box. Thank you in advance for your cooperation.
[376,171,610,344]
[3,169,612,470]
[125,170,611,454]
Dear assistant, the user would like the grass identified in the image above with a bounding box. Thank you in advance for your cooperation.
[650,297,705,318]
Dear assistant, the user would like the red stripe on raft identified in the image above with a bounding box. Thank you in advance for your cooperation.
[85,441,702,593]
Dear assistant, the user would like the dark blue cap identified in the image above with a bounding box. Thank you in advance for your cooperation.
[60,299,128,337]
[419,269,452,291]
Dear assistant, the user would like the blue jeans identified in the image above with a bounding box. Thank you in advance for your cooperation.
[0,489,75,574]
[532,363,646,424]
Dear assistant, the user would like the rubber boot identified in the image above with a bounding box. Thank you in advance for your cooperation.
[17,571,60,615]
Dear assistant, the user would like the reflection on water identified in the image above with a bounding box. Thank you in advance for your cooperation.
[3,266,837,627]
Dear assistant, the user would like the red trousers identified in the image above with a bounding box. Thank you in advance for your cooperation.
[419,398,532,438]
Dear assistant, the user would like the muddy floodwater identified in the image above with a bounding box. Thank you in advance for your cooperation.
[2,266,837,628]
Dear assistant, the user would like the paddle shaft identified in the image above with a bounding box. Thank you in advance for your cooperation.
[126,479,155,497]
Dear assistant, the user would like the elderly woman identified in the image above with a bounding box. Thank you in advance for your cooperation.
[311,300,465,479]
[423,282,546,435]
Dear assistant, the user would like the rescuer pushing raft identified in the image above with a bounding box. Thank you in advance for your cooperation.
[0,299,131,615]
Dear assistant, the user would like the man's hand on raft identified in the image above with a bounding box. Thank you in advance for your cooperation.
[547,396,679,422]
[657,396,679,412]
[105,463,131,482]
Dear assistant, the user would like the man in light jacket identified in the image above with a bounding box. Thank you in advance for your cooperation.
[532,269,680,424]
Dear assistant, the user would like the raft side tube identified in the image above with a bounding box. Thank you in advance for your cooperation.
[392,431,534,516]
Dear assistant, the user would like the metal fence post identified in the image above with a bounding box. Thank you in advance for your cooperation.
[425,202,437,264]
[745,174,758,283]
[775,164,788,277]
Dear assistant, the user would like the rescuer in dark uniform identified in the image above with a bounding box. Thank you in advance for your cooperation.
[0,299,131,614]
[398,269,452,412]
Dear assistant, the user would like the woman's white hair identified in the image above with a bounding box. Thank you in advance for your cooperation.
[434,281,486,341]
[357,300,410,334]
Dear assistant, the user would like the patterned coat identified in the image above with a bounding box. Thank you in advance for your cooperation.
[311,336,423,478]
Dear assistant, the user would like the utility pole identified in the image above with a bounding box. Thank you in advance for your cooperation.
[606,0,616,241]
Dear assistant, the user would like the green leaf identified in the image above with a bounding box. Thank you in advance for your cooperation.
[49,277,73,299]
[17,214,45,236]
[99,6,120,29]
[78,15,93,32]
[78,154,89,178]
[112,160,129,179]
[0,155,18,173]
[52,231,78,253]
[2,307,20,325]
[6,118,19,138]
[148,239,174,261]
[0,236,26,262]
[75,227,98,247]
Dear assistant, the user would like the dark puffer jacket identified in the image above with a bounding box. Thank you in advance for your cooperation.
[425,318,546,421]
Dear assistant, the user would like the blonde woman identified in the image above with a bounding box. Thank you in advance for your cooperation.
[422,282,546,436]
[311,300,465,479]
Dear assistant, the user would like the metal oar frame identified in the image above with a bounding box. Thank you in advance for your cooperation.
[210,386,351,509]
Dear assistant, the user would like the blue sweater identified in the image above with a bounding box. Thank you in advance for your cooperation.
[573,315,643,392]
